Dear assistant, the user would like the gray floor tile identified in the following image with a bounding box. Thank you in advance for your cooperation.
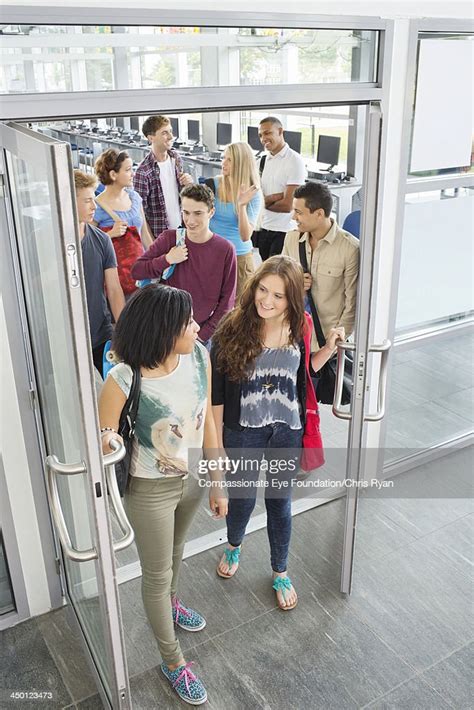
[420,642,474,710]
[438,388,474,422]
[1,617,73,708]
[212,596,413,709]
[75,694,105,709]
[415,513,474,581]
[36,606,98,704]
[385,401,471,451]
[363,675,451,709]
[345,542,473,671]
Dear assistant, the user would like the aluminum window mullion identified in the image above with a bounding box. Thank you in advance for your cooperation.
[0,7,387,30]
[1,83,383,122]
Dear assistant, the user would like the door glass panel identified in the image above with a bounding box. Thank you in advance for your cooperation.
[4,129,127,705]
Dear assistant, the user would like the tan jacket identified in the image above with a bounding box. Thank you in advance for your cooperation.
[282,221,360,350]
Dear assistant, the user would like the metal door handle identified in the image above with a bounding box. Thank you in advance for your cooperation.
[332,342,356,420]
[332,340,392,422]
[103,440,135,552]
[45,455,98,562]
[364,340,391,421]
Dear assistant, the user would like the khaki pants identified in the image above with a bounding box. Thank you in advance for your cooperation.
[236,252,255,301]
[124,475,204,665]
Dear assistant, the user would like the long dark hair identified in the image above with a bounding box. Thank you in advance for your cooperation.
[113,285,192,369]
[213,256,305,381]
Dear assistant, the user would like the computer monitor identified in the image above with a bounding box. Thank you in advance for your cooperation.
[217,122,232,148]
[169,117,179,138]
[284,130,302,154]
[247,126,261,151]
[188,119,200,143]
[317,135,341,171]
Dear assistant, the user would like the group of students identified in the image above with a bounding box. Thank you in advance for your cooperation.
[73,114,359,706]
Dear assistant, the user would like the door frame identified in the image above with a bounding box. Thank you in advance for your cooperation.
[0,9,395,601]
[1,121,132,709]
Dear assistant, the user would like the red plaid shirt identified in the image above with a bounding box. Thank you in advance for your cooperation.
[133,149,183,239]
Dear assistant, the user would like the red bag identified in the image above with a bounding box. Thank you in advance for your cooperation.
[101,224,144,295]
[301,312,325,472]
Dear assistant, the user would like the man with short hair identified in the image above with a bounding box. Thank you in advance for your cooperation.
[134,115,193,240]
[131,184,237,345]
[282,181,359,350]
[253,116,307,261]
[74,170,125,373]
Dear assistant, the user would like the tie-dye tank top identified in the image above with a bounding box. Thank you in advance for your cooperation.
[239,344,301,430]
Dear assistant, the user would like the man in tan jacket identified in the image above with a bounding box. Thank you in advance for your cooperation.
[282,181,360,350]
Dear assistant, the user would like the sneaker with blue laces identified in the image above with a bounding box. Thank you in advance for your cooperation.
[161,661,207,705]
[172,596,206,632]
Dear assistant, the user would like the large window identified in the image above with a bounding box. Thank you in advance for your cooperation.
[0,25,378,94]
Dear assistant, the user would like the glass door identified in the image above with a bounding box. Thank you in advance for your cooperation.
[1,121,133,709]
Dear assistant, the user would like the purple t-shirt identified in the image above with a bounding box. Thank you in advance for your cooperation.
[131,230,237,342]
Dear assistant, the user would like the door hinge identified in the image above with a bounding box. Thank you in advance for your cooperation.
[0,174,4,198]
[55,557,61,575]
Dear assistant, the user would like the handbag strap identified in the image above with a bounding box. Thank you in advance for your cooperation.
[126,367,142,436]
[95,193,121,223]
[298,238,327,349]
[302,312,318,411]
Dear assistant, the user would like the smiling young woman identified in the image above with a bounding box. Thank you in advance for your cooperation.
[210,255,344,610]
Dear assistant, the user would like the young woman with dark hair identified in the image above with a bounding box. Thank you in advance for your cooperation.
[94,148,154,295]
[211,255,344,610]
[99,285,227,705]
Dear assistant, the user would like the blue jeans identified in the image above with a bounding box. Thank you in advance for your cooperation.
[223,423,302,573]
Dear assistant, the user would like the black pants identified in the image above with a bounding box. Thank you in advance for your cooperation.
[255,229,287,262]
[92,340,108,376]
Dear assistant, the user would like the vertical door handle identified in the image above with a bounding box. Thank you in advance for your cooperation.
[102,439,135,552]
[45,455,98,562]
[364,340,391,421]
[332,341,356,420]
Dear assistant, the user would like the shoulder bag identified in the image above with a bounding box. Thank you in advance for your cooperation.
[95,195,143,295]
[301,312,325,472]
[115,366,141,496]
[299,240,353,406]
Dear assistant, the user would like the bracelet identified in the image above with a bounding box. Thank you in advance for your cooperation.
[100,427,117,436]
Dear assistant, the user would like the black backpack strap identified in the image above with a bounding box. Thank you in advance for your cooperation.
[259,154,267,176]
[127,367,141,435]
[204,177,216,195]
[298,238,326,349]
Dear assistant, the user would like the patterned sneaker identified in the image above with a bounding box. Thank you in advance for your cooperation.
[172,597,206,632]
[161,661,207,705]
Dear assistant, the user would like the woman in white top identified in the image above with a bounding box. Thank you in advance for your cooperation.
[99,285,227,706]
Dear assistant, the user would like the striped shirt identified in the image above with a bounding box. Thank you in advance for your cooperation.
[240,344,301,429]
[133,149,183,239]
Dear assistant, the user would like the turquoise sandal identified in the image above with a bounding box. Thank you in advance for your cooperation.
[273,574,298,610]
[216,546,241,578]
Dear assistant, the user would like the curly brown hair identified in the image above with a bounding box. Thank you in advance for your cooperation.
[94,149,130,185]
[213,255,306,381]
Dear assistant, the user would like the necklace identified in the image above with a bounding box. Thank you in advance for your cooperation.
[262,323,286,392]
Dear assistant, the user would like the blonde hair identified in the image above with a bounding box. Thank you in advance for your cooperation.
[74,170,97,191]
[218,142,260,212]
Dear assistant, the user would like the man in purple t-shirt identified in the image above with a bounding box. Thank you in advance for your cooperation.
[131,184,237,344]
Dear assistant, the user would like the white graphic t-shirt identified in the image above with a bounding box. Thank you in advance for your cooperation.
[108,343,208,479]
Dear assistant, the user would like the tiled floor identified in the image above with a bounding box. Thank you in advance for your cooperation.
[2,446,472,709]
